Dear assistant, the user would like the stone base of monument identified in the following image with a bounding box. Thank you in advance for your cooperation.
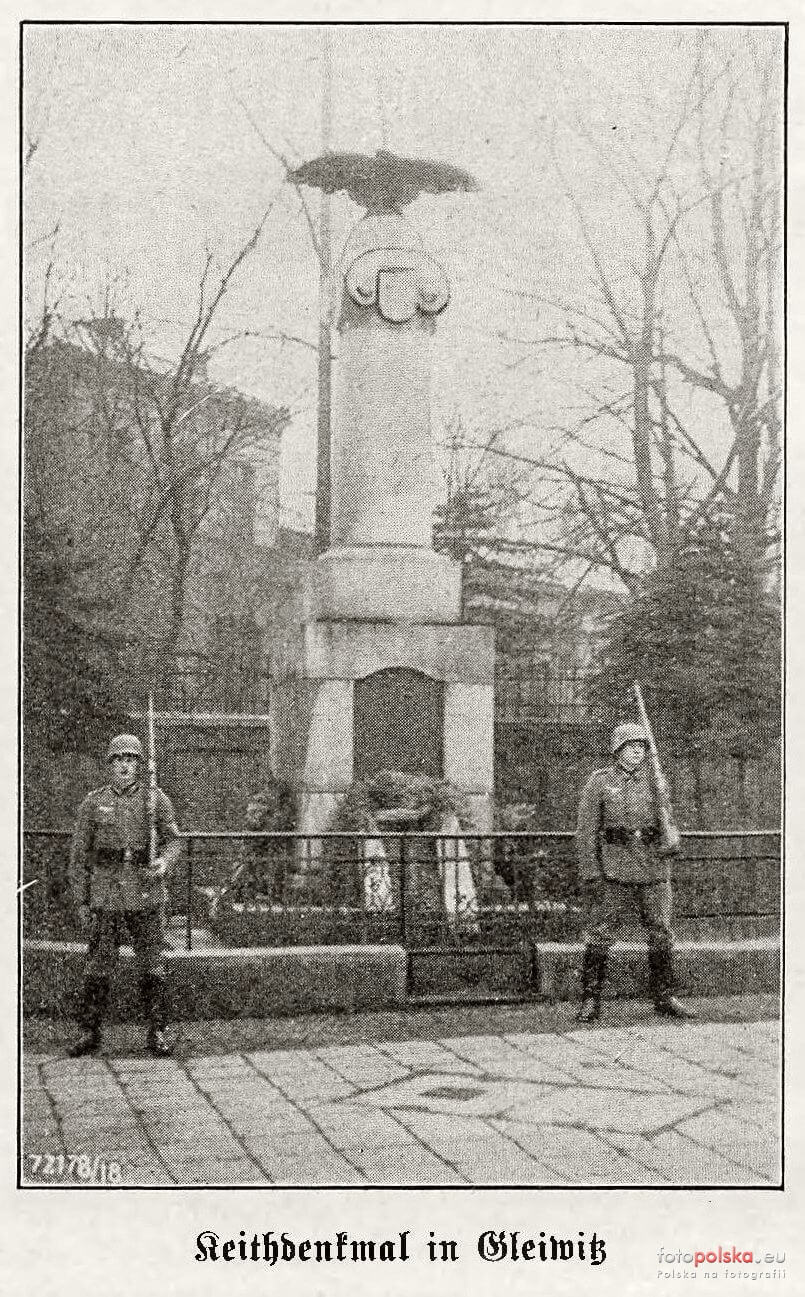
[316,546,462,622]
[300,617,493,680]
[272,616,497,840]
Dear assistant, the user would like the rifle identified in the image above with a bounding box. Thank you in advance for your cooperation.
[147,690,158,872]
[632,681,681,856]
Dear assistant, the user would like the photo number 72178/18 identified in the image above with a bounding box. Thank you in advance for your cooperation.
[26,1151,123,1185]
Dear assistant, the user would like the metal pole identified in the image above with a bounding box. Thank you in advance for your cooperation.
[185,838,193,952]
[314,25,333,555]
[147,692,157,872]
[399,834,407,946]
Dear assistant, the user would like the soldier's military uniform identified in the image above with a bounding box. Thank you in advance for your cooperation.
[68,735,184,1056]
[575,722,694,1022]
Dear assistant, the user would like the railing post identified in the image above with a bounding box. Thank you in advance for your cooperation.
[399,833,407,946]
[359,835,369,945]
[185,837,193,952]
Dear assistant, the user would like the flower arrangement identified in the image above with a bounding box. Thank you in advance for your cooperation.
[330,770,472,833]
[244,778,297,831]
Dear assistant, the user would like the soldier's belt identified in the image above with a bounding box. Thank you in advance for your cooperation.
[95,848,149,868]
[603,827,659,846]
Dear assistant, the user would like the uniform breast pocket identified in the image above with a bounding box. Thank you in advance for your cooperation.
[601,785,625,823]
[93,811,118,848]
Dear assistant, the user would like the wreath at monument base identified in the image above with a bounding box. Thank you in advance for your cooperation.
[244,778,297,832]
[327,770,488,920]
[199,777,299,929]
[330,770,472,833]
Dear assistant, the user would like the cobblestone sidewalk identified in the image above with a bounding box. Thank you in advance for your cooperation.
[21,1006,779,1188]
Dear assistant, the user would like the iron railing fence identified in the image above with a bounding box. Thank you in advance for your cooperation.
[494,669,597,725]
[22,829,781,952]
[115,649,782,738]
[138,663,598,724]
[129,648,273,714]
[493,667,781,739]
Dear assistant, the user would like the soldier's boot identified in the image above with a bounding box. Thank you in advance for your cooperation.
[141,974,173,1057]
[577,943,607,1023]
[68,975,109,1057]
[649,944,697,1020]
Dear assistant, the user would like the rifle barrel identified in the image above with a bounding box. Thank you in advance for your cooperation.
[147,691,158,868]
[633,681,660,765]
[633,681,680,853]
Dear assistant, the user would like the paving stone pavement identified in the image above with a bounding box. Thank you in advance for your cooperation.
[21,1006,780,1188]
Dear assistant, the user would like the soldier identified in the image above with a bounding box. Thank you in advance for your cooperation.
[68,734,184,1057]
[575,722,695,1023]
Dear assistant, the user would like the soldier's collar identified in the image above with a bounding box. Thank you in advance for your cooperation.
[614,761,645,780]
[111,780,141,796]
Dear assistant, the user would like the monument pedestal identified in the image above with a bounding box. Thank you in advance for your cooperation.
[272,211,496,851]
[316,545,462,623]
[273,616,495,835]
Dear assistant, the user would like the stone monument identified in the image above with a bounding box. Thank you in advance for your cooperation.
[274,153,495,840]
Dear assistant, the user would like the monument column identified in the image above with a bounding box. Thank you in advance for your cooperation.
[270,176,495,841]
[317,214,463,624]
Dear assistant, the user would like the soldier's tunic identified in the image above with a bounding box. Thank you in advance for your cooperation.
[576,760,672,949]
[69,781,183,979]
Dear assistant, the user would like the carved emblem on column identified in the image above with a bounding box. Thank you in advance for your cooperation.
[343,247,450,325]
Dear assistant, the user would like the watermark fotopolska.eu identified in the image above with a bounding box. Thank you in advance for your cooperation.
[657,1245,786,1281]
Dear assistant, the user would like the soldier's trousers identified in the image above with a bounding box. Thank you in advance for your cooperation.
[583,878,673,951]
[85,907,166,980]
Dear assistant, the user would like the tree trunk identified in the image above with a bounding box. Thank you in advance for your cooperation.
[161,535,192,706]
[633,253,669,564]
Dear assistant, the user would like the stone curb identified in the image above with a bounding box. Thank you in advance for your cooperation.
[23,942,407,1020]
[23,937,779,1021]
[537,938,780,1002]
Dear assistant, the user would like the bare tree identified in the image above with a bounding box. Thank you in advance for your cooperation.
[115,216,288,688]
[499,35,782,589]
[25,214,291,701]
[434,415,567,652]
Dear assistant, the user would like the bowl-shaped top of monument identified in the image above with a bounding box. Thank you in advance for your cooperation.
[340,211,425,265]
[289,148,480,215]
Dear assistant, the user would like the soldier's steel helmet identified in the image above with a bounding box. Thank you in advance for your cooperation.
[610,723,649,756]
[106,734,144,762]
